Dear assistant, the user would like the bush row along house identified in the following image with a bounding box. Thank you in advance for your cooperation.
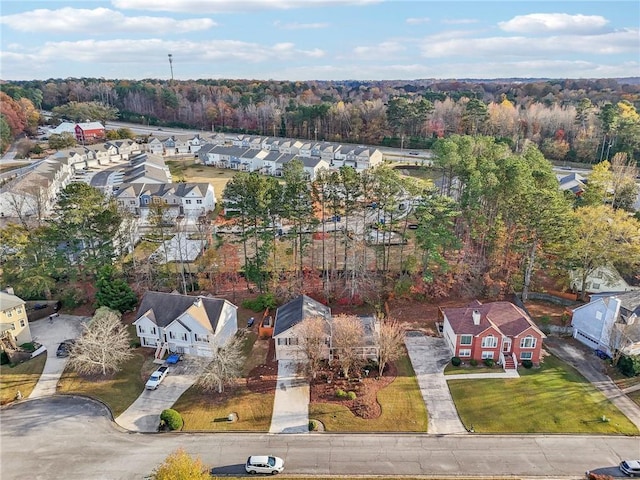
[440,300,546,369]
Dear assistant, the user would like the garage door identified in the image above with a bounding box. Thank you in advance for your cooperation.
[574,330,599,349]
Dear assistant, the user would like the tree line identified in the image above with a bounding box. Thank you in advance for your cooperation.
[2,77,640,164]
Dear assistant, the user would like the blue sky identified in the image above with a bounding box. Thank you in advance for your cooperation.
[1,0,638,81]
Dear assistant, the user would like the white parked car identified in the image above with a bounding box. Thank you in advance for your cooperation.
[145,366,168,390]
[620,460,640,477]
[245,455,284,475]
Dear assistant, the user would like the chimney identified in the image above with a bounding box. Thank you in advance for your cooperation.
[194,297,202,307]
[472,309,481,325]
[3,286,15,295]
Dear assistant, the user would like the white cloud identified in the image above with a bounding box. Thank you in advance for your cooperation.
[5,38,325,66]
[419,29,638,58]
[499,13,609,35]
[111,0,380,13]
[406,17,430,25]
[0,7,216,34]
[273,20,329,29]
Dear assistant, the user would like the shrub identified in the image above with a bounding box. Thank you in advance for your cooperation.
[347,391,357,400]
[469,359,478,367]
[617,355,640,377]
[308,420,318,431]
[451,356,462,367]
[160,409,183,431]
[335,389,347,399]
[242,293,277,312]
[521,360,533,369]
[483,358,495,367]
[0,351,8,365]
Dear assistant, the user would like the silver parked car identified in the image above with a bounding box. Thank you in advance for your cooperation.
[245,455,284,475]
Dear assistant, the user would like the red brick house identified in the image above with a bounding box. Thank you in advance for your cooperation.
[75,122,105,144]
[440,300,545,370]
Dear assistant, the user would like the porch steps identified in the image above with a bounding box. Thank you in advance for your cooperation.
[503,357,517,371]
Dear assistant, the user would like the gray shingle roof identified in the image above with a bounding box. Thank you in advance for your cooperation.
[136,291,225,330]
[273,295,331,336]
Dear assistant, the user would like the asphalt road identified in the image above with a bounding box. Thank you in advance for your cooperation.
[1,396,637,480]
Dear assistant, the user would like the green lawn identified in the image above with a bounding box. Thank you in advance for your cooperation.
[628,389,640,408]
[444,363,499,375]
[57,351,147,417]
[0,354,46,405]
[308,354,428,432]
[448,355,638,434]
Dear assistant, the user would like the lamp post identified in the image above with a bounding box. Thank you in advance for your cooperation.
[168,54,174,84]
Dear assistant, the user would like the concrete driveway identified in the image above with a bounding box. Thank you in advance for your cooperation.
[269,360,309,433]
[404,333,467,434]
[115,359,201,432]
[28,315,88,399]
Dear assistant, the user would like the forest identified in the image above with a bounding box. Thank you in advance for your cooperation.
[1,77,640,165]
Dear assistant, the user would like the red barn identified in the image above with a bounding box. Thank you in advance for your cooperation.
[75,122,105,143]
[440,300,545,370]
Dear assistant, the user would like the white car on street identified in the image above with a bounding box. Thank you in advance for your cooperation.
[245,455,284,475]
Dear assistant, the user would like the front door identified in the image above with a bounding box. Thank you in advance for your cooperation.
[502,338,511,353]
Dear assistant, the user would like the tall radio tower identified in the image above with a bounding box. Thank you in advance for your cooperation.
[168,54,174,84]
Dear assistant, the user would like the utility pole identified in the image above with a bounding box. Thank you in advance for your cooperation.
[168,54,174,84]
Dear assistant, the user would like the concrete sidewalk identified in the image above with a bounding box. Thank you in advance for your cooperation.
[404,334,467,434]
[445,371,520,380]
[545,338,640,431]
[269,360,309,433]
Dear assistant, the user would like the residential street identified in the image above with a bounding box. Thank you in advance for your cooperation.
[1,396,638,479]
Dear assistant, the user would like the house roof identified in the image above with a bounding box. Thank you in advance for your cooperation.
[274,295,331,336]
[135,291,229,331]
[0,291,25,311]
[441,300,544,338]
[76,122,105,131]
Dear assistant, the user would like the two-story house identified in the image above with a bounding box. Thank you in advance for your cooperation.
[0,289,32,349]
[440,300,545,369]
[133,291,238,359]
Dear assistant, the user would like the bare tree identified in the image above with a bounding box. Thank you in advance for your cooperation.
[68,307,133,376]
[296,316,330,379]
[331,314,364,378]
[196,333,245,393]
[376,317,406,376]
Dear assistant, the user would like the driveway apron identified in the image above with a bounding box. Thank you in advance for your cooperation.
[404,334,467,434]
[28,315,87,399]
[269,360,309,433]
[115,360,200,432]
[545,338,640,431]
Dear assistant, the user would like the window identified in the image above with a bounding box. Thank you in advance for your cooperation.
[10,323,16,330]
[481,351,494,359]
[277,337,298,346]
[459,349,471,357]
[181,333,188,341]
[17,308,22,314]
[595,311,602,320]
[196,199,203,204]
[20,319,25,327]
[144,198,149,205]
[520,336,536,349]
[118,200,124,206]
[169,331,176,339]
[460,335,472,345]
[195,334,209,343]
[7,311,12,318]
[151,327,156,335]
[185,199,192,205]
[520,352,533,360]
[481,335,497,348]
[138,326,145,334]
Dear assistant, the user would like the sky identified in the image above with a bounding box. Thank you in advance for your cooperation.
[1,0,639,81]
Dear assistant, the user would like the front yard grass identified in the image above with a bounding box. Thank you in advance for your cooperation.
[0,354,46,405]
[444,363,497,375]
[166,161,236,201]
[173,331,274,431]
[308,354,428,432]
[57,351,147,417]
[448,354,638,434]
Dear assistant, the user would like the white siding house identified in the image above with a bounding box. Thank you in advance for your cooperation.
[133,291,238,359]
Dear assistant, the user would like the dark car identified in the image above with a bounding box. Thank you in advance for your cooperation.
[33,303,47,310]
[56,339,75,358]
